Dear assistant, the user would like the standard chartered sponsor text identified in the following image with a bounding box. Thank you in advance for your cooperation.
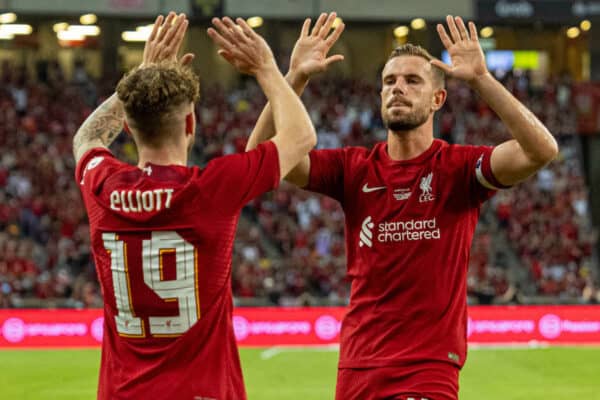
[377,217,441,242]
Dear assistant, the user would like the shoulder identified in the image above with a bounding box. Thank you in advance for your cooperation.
[347,145,374,158]
[207,141,278,168]
[311,145,373,157]
[76,147,126,187]
[440,141,492,155]
[340,144,381,164]
[308,145,374,173]
[194,142,279,190]
[437,141,493,163]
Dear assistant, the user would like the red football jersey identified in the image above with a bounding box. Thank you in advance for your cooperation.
[76,142,280,400]
[307,139,505,371]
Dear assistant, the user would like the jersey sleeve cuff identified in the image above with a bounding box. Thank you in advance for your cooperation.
[475,153,511,191]
[305,150,321,191]
[262,140,281,189]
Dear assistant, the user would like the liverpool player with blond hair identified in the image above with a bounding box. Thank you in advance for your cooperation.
[74,12,316,399]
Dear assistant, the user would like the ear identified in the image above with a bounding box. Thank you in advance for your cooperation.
[123,121,132,136]
[185,112,194,136]
[432,88,447,112]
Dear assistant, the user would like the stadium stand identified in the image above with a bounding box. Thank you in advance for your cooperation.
[0,64,596,308]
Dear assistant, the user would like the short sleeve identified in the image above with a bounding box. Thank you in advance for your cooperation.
[305,148,345,203]
[463,145,511,204]
[75,147,123,196]
[200,140,280,214]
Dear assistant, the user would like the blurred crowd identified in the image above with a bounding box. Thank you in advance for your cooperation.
[0,62,597,308]
[0,62,101,308]
[443,72,596,303]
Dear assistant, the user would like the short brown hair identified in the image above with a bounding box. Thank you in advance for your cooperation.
[116,62,200,146]
[387,44,445,88]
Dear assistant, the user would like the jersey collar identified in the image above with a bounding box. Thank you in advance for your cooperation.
[379,139,444,166]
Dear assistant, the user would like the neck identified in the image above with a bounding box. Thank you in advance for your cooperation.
[137,144,188,168]
[386,119,434,161]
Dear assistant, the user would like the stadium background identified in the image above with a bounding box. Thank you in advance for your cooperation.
[0,0,599,398]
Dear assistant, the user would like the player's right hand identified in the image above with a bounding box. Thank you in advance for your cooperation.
[207,17,276,76]
[289,12,345,82]
[141,12,195,68]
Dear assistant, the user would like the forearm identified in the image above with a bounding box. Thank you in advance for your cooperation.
[471,73,558,163]
[255,66,315,149]
[73,93,125,162]
[246,72,309,151]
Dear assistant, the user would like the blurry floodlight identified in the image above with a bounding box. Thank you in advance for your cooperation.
[0,13,17,24]
[393,25,410,38]
[122,30,150,42]
[411,18,426,30]
[57,30,85,41]
[566,27,580,38]
[0,31,14,40]
[67,25,100,36]
[80,14,97,25]
[580,20,591,31]
[480,26,494,38]
[0,24,32,35]
[137,24,154,33]
[247,16,263,28]
[53,22,69,33]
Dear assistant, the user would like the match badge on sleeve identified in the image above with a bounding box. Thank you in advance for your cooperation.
[80,156,105,185]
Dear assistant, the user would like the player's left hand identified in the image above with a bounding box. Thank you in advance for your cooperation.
[141,12,195,68]
[431,15,488,84]
[288,12,345,82]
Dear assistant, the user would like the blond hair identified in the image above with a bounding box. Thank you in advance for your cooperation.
[116,62,200,146]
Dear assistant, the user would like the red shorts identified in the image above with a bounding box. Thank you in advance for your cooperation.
[335,362,459,400]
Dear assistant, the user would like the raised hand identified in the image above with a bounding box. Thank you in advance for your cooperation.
[207,17,276,76]
[431,15,488,83]
[289,12,345,81]
[142,12,194,67]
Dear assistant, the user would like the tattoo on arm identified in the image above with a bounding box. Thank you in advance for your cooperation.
[73,93,125,161]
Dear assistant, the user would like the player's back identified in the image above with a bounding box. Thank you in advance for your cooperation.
[76,142,280,400]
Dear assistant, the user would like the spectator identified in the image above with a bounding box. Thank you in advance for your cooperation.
[0,65,595,306]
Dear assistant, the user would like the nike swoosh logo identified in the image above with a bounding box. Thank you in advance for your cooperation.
[362,183,386,193]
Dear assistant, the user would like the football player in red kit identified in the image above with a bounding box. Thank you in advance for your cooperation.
[241,14,558,400]
[73,12,316,400]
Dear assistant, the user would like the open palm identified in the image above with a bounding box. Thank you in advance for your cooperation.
[289,12,345,80]
[142,12,194,67]
[208,17,275,76]
[432,16,488,83]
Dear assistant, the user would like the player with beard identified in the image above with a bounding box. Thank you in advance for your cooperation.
[238,14,558,400]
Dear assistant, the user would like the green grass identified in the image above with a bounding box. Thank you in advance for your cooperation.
[0,347,599,399]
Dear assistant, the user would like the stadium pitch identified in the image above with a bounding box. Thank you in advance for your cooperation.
[0,346,598,399]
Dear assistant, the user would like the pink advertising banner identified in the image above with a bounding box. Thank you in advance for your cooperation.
[1,306,599,348]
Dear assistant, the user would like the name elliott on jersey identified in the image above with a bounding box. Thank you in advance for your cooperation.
[109,189,174,213]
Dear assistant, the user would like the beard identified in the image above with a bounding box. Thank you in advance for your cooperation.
[383,106,429,132]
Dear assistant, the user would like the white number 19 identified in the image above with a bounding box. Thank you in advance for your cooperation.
[102,231,200,338]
